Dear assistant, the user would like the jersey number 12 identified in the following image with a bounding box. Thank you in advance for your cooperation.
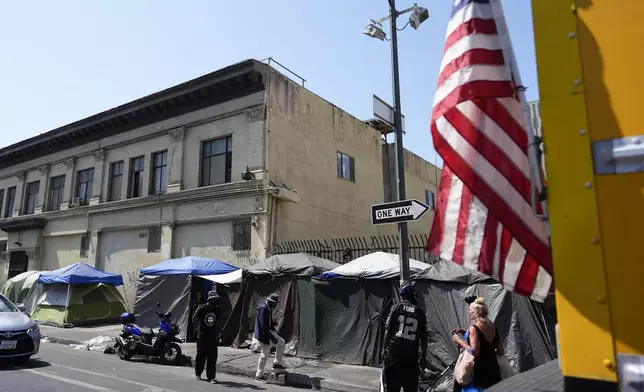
[395,315,418,341]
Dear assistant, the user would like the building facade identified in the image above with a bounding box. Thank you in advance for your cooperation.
[0,60,440,304]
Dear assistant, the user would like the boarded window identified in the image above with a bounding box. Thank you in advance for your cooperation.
[148,226,162,253]
[232,221,251,251]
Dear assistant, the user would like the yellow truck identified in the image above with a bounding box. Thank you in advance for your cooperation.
[493,1,644,391]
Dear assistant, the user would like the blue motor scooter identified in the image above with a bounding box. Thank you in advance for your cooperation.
[115,302,183,365]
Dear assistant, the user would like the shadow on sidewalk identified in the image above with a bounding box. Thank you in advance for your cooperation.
[214,380,267,390]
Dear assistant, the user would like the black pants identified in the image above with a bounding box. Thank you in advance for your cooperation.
[381,362,418,392]
[195,342,218,380]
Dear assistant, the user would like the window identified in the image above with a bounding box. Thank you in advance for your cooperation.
[147,226,162,252]
[0,189,4,219]
[76,168,94,205]
[151,151,168,195]
[426,190,435,210]
[232,221,251,251]
[200,137,232,187]
[109,161,124,201]
[128,157,144,198]
[48,175,65,211]
[5,187,16,218]
[24,181,40,215]
[80,233,89,258]
[337,152,355,182]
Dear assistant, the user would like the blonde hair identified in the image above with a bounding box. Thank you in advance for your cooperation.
[468,297,488,320]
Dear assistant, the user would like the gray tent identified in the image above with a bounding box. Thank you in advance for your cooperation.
[414,261,557,391]
[220,253,339,355]
[312,257,555,374]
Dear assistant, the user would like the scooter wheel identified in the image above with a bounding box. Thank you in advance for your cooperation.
[163,343,182,365]
[118,343,134,361]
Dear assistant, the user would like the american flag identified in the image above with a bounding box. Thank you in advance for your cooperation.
[426,0,553,302]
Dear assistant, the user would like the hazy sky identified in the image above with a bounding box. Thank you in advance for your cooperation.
[0,0,538,166]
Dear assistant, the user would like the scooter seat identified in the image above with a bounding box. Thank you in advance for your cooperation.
[137,327,155,336]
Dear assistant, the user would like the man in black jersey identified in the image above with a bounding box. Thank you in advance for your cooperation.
[381,284,429,392]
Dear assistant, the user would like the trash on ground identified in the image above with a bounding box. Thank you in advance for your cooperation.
[68,335,115,352]
[41,337,50,343]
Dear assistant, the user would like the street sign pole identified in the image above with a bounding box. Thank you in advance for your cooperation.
[388,0,410,285]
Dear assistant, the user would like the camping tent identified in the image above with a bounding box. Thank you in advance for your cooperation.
[413,261,557,390]
[312,252,431,366]
[220,253,339,355]
[1,271,40,304]
[133,256,239,340]
[23,262,126,328]
[320,251,430,279]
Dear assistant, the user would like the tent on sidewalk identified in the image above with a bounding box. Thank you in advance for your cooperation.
[133,256,239,341]
[413,261,557,389]
[313,252,431,366]
[220,253,339,355]
[1,270,40,305]
[23,262,126,328]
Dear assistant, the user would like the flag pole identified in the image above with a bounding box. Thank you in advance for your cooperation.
[388,0,411,285]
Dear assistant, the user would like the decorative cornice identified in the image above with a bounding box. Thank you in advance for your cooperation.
[15,171,26,181]
[64,157,75,168]
[245,106,265,122]
[38,165,49,175]
[169,127,186,142]
[92,149,105,161]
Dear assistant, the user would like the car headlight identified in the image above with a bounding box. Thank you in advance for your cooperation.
[27,324,39,333]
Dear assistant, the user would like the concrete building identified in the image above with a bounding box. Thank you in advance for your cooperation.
[0,60,440,304]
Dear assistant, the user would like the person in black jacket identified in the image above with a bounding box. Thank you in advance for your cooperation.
[253,293,286,383]
[192,291,221,384]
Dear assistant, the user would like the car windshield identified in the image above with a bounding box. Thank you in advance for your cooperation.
[0,295,18,313]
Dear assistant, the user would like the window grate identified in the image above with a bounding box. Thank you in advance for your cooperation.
[232,221,251,251]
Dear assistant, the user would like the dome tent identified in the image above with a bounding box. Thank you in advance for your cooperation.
[23,262,126,328]
[133,256,239,341]
[1,270,40,305]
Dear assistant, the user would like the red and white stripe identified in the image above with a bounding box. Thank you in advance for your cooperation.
[426,0,552,302]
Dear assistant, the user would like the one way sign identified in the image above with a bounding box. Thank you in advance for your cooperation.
[371,199,430,225]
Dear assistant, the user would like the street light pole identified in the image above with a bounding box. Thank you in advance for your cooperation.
[388,0,411,285]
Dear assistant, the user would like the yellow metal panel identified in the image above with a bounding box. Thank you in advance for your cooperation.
[576,1,644,357]
[531,0,616,383]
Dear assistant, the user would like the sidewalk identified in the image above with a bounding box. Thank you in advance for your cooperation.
[40,324,381,392]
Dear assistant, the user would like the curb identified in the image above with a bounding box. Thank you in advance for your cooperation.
[42,335,378,392]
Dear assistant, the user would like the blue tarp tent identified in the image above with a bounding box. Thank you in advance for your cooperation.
[139,256,238,276]
[134,257,240,339]
[39,262,123,286]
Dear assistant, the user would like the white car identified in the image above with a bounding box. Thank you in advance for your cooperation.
[0,293,40,362]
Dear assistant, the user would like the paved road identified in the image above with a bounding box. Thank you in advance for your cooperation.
[0,342,292,392]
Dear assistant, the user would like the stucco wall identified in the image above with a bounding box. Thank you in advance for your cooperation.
[266,70,385,241]
[382,144,441,236]
[41,234,84,271]
[99,229,167,309]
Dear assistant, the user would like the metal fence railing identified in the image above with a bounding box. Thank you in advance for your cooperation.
[269,234,438,264]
